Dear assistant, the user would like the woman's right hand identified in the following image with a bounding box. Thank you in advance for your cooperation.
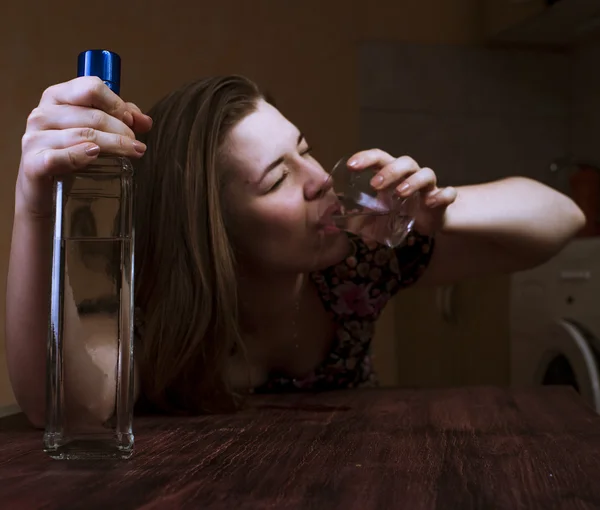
[17,76,153,218]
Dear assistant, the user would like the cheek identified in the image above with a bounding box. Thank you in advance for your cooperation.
[225,192,348,272]
[252,201,305,238]
[262,204,304,231]
[228,194,309,249]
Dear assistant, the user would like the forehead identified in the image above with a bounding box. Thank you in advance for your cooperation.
[222,100,299,178]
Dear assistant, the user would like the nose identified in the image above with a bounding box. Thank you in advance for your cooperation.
[303,161,333,201]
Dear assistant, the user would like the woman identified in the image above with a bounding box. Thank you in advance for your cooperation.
[6,75,585,425]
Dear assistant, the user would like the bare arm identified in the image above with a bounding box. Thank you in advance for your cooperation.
[4,77,151,427]
[5,208,53,427]
[416,176,585,286]
[344,150,586,286]
[6,204,122,427]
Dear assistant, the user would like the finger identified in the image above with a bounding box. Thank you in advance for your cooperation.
[395,167,437,197]
[131,112,153,134]
[23,128,146,158]
[424,186,457,208]
[370,156,420,190]
[422,187,442,202]
[125,102,153,134]
[347,149,395,170]
[28,143,103,178]
[27,105,135,139]
[125,102,143,114]
[40,76,134,127]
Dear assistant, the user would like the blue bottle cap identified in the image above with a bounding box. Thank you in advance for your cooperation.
[77,49,121,95]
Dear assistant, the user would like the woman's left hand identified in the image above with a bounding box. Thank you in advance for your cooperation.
[347,149,457,236]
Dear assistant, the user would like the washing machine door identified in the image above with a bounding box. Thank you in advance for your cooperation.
[534,319,600,413]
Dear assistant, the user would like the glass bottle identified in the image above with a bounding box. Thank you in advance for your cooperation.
[44,50,135,459]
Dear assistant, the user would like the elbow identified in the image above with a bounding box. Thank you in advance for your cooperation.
[15,392,46,429]
[514,176,586,237]
[526,199,586,268]
[10,386,46,429]
[553,195,586,248]
[29,414,45,430]
[567,201,587,238]
[20,405,46,430]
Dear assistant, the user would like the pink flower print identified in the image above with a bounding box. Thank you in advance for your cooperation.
[350,341,367,357]
[369,293,388,316]
[357,262,370,278]
[331,281,375,317]
[363,354,372,368]
[292,372,320,389]
[374,248,391,266]
[363,238,379,250]
[386,278,399,294]
[347,320,375,343]
[337,329,351,344]
[347,320,363,336]
[369,267,382,282]
[335,264,351,280]
[312,273,325,284]
[345,357,358,370]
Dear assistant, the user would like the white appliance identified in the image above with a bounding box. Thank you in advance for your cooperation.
[510,237,600,413]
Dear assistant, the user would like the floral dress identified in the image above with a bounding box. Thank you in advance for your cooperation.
[254,231,435,393]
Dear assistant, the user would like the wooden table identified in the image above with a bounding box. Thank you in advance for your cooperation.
[1,386,600,509]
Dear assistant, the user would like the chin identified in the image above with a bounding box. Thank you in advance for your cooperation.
[310,230,351,271]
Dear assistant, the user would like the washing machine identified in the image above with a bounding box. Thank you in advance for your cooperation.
[510,237,600,413]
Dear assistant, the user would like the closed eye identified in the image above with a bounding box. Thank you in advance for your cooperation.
[268,170,289,192]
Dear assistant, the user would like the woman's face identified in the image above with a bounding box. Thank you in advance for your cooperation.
[221,99,349,274]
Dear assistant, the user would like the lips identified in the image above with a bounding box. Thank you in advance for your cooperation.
[317,201,342,233]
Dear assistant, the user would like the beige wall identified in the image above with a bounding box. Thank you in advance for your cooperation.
[0,0,483,406]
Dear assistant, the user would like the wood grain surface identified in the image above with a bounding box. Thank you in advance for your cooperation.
[1,386,599,509]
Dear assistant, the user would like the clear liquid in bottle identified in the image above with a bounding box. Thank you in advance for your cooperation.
[44,156,135,460]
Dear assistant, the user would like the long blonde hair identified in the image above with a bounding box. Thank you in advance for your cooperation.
[134,76,264,414]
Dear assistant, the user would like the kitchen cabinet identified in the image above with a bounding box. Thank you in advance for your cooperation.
[387,275,511,388]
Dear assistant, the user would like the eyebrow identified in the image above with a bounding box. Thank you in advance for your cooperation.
[259,132,305,182]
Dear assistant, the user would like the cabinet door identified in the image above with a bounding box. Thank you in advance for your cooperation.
[452,275,510,386]
[391,284,459,387]
[389,275,510,388]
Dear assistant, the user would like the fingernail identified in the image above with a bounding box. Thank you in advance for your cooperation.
[133,140,147,153]
[397,183,410,195]
[85,144,100,156]
[348,158,359,167]
[426,197,438,207]
[124,111,134,128]
[370,175,384,188]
